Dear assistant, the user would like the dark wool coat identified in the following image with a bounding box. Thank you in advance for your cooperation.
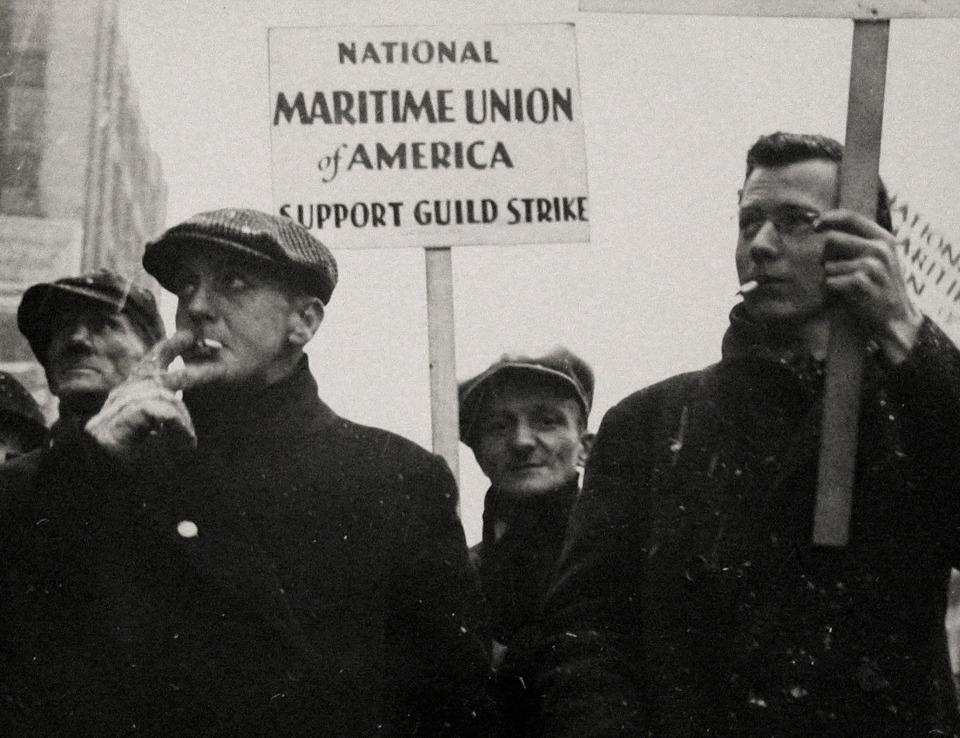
[470,478,578,737]
[536,310,960,737]
[471,478,578,650]
[0,357,491,736]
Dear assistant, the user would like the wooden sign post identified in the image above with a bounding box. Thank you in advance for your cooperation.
[580,0,960,546]
[425,246,460,480]
[813,20,888,546]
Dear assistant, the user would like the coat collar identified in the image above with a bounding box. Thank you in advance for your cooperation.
[185,355,332,438]
[721,304,825,380]
[481,476,579,547]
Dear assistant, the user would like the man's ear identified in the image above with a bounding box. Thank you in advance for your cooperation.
[577,431,596,467]
[287,296,325,346]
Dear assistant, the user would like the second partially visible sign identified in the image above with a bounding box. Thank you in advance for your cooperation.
[268,23,589,248]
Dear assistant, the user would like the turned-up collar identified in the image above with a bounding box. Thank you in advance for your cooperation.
[720,304,830,386]
[184,354,330,436]
[720,304,885,391]
[481,476,580,547]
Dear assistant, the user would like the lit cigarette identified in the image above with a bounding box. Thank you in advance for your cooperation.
[737,280,759,296]
[199,338,223,350]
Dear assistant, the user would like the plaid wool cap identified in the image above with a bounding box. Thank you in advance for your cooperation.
[143,208,339,304]
[17,270,165,366]
[0,371,46,449]
[458,346,594,448]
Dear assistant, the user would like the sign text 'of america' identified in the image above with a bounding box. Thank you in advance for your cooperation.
[268,25,589,248]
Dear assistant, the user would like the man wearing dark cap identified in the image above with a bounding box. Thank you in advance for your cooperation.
[0,269,163,472]
[0,209,490,736]
[459,347,594,733]
[15,269,166,429]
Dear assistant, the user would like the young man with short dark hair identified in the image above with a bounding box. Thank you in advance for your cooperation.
[535,133,960,736]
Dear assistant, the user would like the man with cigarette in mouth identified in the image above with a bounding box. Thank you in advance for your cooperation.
[458,348,594,732]
[533,133,960,735]
[0,209,490,735]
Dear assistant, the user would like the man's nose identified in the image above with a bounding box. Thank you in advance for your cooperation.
[183,282,215,320]
[65,321,95,347]
[509,420,537,449]
[749,219,781,261]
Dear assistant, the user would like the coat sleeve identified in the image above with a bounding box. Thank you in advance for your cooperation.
[884,317,960,564]
[532,395,654,737]
[386,452,496,737]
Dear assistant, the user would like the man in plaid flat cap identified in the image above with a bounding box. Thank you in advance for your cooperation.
[0,209,491,736]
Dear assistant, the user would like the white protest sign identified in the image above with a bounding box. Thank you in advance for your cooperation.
[268,23,589,248]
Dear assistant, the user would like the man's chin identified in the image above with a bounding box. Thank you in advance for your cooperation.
[53,373,108,396]
[499,476,564,499]
[57,387,110,415]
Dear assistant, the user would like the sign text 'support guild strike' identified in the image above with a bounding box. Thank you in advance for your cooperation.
[268,24,590,248]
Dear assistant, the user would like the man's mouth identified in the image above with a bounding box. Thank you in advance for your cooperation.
[61,364,101,375]
[748,276,788,290]
[57,356,103,374]
[186,338,224,360]
[509,462,545,473]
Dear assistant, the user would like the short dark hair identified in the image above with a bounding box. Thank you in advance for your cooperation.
[745,132,892,231]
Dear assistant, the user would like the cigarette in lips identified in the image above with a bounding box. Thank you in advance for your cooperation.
[199,338,223,349]
[737,280,759,296]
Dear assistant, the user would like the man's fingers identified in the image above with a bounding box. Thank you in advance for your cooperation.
[133,329,196,377]
[822,230,897,267]
[814,208,892,241]
[86,388,197,456]
[823,256,887,286]
[165,359,232,392]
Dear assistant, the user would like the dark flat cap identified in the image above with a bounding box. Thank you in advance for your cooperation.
[459,346,594,448]
[143,209,338,304]
[0,371,46,450]
[18,270,165,366]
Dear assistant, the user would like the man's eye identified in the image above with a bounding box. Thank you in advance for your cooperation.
[482,419,509,434]
[220,272,249,291]
[738,216,763,238]
[177,281,197,299]
[777,212,815,235]
[532,414,563,429]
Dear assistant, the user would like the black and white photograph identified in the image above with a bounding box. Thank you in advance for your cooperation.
[1,0,960,734]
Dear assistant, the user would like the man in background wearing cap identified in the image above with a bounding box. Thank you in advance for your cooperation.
[0,209,491,735]
[459,347,594,733]
[0,268,163,475]
[0,372,46,463]
[14,269,165,433]
[0,269,166,722]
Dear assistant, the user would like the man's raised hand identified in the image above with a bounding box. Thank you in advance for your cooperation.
[86,329,199,459]
[817,209,922,363]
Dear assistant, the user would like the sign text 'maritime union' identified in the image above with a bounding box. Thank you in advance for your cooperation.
[268,23,589,249]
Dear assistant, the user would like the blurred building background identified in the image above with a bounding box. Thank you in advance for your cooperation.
[0,0,167,416]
